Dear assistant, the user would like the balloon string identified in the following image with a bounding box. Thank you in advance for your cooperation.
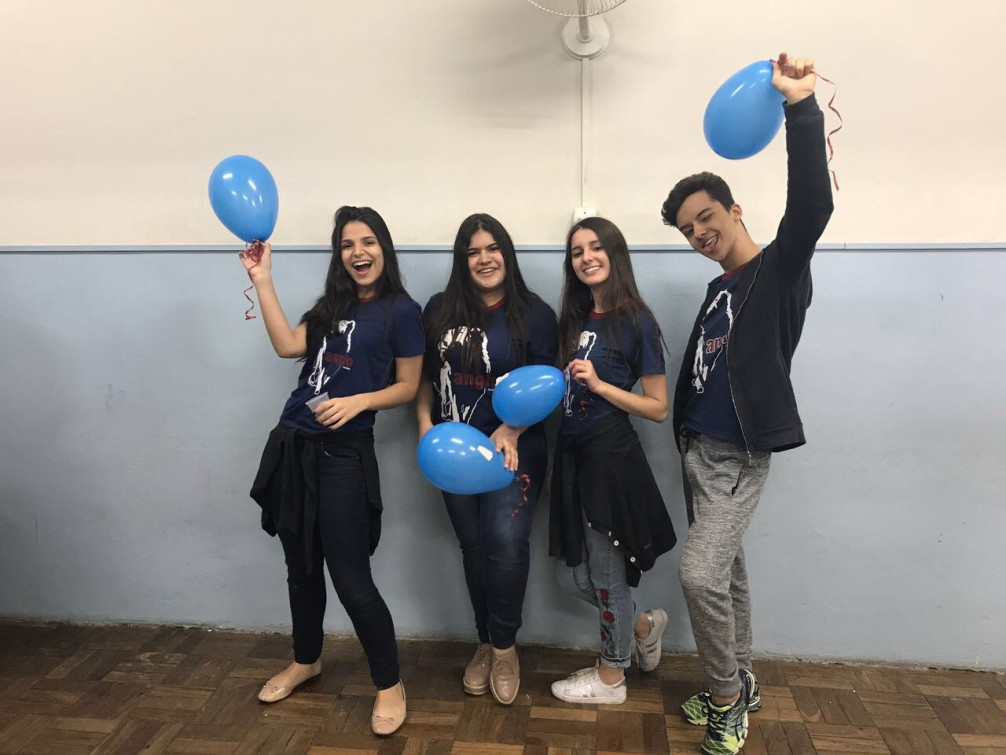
[815,71,843,192]
[771,60,843,192]
[243,284,257,320]
[242,241,264,320]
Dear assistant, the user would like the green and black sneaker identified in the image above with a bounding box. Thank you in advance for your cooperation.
[681,667,761,726]
[699,671,753,755]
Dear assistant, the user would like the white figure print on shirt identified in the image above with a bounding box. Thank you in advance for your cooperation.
[691,290,733,394]
[307,320,356,395]
[563,330,597,417]
[437,326,491,423]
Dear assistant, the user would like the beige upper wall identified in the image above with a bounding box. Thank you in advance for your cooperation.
[2,0,1003,246]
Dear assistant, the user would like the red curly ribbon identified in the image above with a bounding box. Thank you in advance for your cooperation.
[241,242,264,320]
[815,71,843,192]
[772,60,844,192]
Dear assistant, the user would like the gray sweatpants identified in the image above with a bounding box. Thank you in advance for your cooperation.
[678,431,771,698]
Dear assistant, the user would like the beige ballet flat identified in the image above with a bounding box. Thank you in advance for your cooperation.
[371,680,407,736]
[257,660,322,703]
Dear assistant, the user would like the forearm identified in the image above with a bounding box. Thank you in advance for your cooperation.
[592,381,668,423]
[785,95,834,222]
[775,94,835,272]
[359,380,419,413]
[416,381,434,432]
[252,276,305,358]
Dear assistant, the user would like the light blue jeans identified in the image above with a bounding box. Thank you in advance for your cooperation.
[557,514,636,669]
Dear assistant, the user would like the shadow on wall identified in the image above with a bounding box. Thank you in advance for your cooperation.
[0,319,67,616]
[409,1,578,125]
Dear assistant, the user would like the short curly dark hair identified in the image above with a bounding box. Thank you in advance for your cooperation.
[660,172,736,228]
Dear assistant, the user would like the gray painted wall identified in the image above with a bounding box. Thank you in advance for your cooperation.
[1,247,1003,669]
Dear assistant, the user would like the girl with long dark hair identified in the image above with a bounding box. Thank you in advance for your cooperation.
[416,213,558,705]
[246,206,424,735]
[548,216,677,705]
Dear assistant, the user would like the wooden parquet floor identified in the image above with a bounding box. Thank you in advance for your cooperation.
[1,622,1004,755]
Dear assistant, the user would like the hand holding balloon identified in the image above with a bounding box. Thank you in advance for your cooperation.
[490,424,523,472]
[209,155,279,319]
[417,422,514,495]
[240,241,272,282]
[772,52,816,105]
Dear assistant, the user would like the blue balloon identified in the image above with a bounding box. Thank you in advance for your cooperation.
[208,155,279,242]
[417,422,514,495]
[493,365,566,427]
[703,60,786,160]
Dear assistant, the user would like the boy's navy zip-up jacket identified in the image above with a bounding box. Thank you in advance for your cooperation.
[672,94,835,453]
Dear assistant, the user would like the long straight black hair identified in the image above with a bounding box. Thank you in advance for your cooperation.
[300,206,408,336]
[425,213,538,377]
[558,216,657,365]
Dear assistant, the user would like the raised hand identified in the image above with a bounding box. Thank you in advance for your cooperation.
[239,240,273,282]
[772,52,816,105]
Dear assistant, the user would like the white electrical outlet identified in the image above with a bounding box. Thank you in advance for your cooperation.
[572,207,596,224]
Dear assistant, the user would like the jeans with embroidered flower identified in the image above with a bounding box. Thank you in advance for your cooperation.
[557,512,636,669]
[442,430,547,650]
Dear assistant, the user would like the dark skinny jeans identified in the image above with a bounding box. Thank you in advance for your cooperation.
[278,447,399,689]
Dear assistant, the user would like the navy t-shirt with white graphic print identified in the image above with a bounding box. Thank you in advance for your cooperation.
[681,265,745,443]
[279,295,425,435]
[425,294,559,437]
[560,309,665,436]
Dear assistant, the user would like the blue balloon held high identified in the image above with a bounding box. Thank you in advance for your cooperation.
[493,365,566,427]
[208,155,279,243]
[417,422,514,495]
[703,60,786,160]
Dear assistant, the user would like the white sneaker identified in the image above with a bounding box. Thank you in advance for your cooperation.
[633,608,668,673]
[550,665,627,705]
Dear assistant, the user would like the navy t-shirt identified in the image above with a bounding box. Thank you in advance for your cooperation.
[280,295,425,435]
[682,265,745,443]
[425,294,559,436]
[560,309,665,435]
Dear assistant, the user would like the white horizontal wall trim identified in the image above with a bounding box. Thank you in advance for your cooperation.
[0,243,1004,255]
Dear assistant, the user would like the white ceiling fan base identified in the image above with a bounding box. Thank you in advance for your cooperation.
[561,16,610,59]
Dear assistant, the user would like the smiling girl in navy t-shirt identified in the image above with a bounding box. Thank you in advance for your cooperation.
[246,206,422,736]
[416,213,557,706]
[548,216,676,706]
